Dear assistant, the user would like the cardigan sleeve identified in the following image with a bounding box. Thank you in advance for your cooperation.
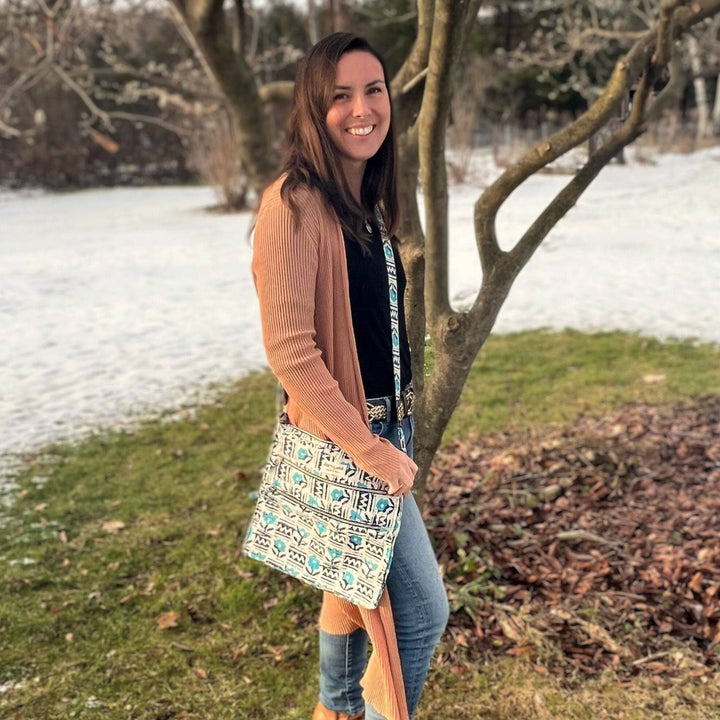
[251,191,404,484]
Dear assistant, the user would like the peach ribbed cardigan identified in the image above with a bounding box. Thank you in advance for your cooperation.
[251,176,409,720]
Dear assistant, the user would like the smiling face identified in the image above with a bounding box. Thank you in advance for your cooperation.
[325,50,391,192]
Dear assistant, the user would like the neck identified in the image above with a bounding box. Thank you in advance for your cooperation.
[341,159,366,203]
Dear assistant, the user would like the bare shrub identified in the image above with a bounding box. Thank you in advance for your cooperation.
[447,57,494,184]
[189,111,248,211]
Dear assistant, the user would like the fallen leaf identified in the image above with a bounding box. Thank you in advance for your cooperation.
[194,668,208,679]
[58,530,68,544]
[65,633,74,643]
[507,645,534,655]
[689,572,704,594]
[89,128,119,153]
[267,644,288,662]
[233,644,249,662]
[155,611,180,630]
[101,520,125,534]
[642,374,666,384]
[424,396,720,677]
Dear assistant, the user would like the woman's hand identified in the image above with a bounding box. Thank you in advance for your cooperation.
[387,452,418,498]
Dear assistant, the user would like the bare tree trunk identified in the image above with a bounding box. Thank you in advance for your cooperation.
[169,0,279,201]
[167,0,720,503]
[307,0,320,44]
[713,72,720,133]
[686,34,711,139]
[392,0,439,401]
[327,0,350,33]
[407,0,720,501]
[391,0,483,468]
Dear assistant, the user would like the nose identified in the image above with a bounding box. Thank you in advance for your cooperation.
[351,93,369,117]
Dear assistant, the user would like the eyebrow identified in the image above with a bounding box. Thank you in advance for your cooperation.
[334,79,385,90]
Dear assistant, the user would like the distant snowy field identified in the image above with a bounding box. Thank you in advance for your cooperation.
[1,148,719,490]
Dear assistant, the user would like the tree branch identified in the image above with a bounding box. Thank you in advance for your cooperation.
[401,66,428,95]
[419,0,469,326]
[73,67,225,104]
[393,1,437,404]
[473,0,720,285]
[653,0,684,66]
[233,0,246,57]
[647,42,686,121]
[169,0,278,196]
[579,28,647,41]
[391,0,433,132]
[0,118,24,138]
[460,0,484,52]
[104,111,190,137]
[53,63,113,130]
[258,80,295,103]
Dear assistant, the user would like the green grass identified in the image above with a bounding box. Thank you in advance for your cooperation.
[1,331,719,719]
[447,329,720,438]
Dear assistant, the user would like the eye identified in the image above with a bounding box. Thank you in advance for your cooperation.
[333,92,348,101]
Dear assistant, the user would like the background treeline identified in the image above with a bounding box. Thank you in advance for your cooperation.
[1,0,718,191]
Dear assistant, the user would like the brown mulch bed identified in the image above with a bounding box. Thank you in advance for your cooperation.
[425,396,720,678]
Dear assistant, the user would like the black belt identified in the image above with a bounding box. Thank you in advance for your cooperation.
[366,383,415,423]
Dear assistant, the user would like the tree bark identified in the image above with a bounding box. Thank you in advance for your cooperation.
[169,0,279,201]
[686,34,711,139]
[167,0,720,501]
[408,0,720,500]
[307,0,320,44]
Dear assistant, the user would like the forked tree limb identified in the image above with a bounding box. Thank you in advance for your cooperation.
[396,0,483,399]
[169,0,278,197]
[409,0,720,500]
[392,0,436,398]
[392,0,434,133]
[258,81,295,103]
[473,0,720,288]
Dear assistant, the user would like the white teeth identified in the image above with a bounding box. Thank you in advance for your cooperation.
[347,126,373,136]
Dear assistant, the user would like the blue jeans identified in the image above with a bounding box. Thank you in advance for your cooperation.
[318,414,449,719]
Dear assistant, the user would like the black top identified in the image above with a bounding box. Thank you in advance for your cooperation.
[343,225,412,401]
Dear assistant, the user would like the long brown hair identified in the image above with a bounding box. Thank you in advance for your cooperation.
[281,33,398,245]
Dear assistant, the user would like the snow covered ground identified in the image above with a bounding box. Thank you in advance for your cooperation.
[1,148,719,496]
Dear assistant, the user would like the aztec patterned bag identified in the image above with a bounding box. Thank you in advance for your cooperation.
[242,207,407,609]
[241,418,403,608]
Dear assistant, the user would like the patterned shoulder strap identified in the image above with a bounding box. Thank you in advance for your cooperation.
[374,207,407,454]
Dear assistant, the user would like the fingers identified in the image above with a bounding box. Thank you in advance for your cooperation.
[387,454,416,496]
[374,440,418,497]
[389,482,410,498]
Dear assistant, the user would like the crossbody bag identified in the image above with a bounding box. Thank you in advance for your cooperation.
[241,208,408,609]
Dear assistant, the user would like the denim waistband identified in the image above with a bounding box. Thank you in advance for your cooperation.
[366,382,414,422]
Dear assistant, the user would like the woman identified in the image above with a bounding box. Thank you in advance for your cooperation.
[251,32,449,720]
